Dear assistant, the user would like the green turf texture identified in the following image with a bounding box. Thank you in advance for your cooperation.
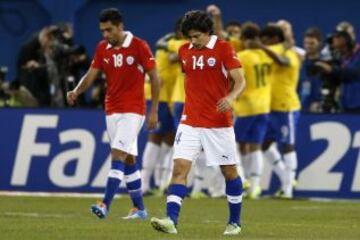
[0,195,359,239]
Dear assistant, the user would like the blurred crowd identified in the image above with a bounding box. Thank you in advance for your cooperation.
[1,16,359,113]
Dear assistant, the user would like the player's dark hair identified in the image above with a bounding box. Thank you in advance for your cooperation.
[99,8,123,25]
[174,17,183,33]
[304,27,323,42]
[181,10,214,37]
[260,25,285,42]
[241,22,260,40]
[225,20,242,29]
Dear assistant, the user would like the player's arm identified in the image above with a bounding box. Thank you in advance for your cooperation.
[217,68,246,112]
[67,67,100,105]
[206,4,226,39]
[146,68,160,130]
[260,44,290,66]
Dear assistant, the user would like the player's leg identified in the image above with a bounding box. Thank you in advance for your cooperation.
[123,154,147,219]
[190,151,208,199]
[91,114,131,219]
[279,111,300,198]
[262,112,286,192]
[158,132,175,193]
[151,124,202,234]
[200,127,242,235]
[141,133,162,194]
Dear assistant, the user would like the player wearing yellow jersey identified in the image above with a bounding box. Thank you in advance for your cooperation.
[233,22,272,199]
[141,21,183,195]
[259,25,301,199]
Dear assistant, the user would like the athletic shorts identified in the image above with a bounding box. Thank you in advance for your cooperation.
[146,101,175,134]
[265,111,300,145]
[106,113,145,156]
[173,102,184,129]
[234,114,269,144]
[173,124,237,166]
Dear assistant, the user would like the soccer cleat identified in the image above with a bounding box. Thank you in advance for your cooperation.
[90,202,108,219]
[248,186,262,200]
[122,207,148,220]
[274,190,293,199]
[243,179,251,191]
[223,223,241,235]
[150,217,178,234]
[190,191,208,199]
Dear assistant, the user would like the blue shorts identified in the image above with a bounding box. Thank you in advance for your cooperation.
[146,101,175,134]
[173,102,184,129]
[234,114,269,144]
[265,111,300,145]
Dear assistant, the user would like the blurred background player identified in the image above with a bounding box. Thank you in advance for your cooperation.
[141,19,182,196]
[260,25,302,199]
[150,10,246,235]
[67,8,160,219]
[233,22,273,199]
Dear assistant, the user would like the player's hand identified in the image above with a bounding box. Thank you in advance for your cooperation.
[66,90,78,106]
[147,111,158,130]
[206,4,221,16]
[216,97,232,112]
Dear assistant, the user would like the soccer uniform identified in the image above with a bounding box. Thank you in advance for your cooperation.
[173,35,241,166]
[167,38,187,128]
[92,31,156,155]
[266,43,301,145]
[233,49,273,144]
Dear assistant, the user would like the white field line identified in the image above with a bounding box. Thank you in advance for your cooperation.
[0,191,125,198]
[1,211,75,218]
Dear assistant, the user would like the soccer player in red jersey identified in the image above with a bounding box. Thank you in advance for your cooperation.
[66,8,160,220]
[150,10,246,235]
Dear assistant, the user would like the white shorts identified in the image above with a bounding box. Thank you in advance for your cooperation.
[173,124,237,166]
[106,113,145,156]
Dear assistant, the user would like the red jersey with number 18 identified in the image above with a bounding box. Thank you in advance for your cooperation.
[91,31,156,115]
[178,35,241,128]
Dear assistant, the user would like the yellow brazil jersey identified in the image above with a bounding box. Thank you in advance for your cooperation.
[144,48,178,103]
[228,36,244,52]
[269,44,301,112]
[167,38,187,104]
[233,49,273,117]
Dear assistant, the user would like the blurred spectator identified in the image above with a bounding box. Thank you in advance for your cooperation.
[16,26,52,106]
[16,23,89,108]
[302,27,324,112]
[316,31,360,113]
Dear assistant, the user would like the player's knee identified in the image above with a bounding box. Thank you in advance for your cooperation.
[125,155,136,165]
[220,165,239,181]
[111,148,128,160]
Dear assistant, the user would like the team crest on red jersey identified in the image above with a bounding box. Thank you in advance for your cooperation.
[207,57,216,67]
[126,56,134,65]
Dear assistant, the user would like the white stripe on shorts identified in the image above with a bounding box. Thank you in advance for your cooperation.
[167,195,183,205]
[108,169,124,180]
[125,170,141,183]
[227,194,243,204]
[288,112,295,145]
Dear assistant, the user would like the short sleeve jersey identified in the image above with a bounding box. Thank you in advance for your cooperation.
[91,31,156,115]
[178,35,241,128]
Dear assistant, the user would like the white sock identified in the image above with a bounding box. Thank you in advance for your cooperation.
[263,144,286,185]
[191,151,206,193]
[283,151,298,197]
[235,148,246,182]
[241,153,251,180]
[159,143,173,190]
[141,142,161,192]
[249,150,263,193]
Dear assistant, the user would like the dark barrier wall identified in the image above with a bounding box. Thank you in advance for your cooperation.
[1,108,360,199]
[1,0,359,80]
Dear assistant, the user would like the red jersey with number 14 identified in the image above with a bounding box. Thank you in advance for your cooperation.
[178,35,241,128]
[91,31,156,115]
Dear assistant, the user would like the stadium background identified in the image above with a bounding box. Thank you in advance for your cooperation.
[0,0,360,199]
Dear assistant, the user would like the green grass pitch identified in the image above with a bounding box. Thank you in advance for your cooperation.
[0,195,359,239]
